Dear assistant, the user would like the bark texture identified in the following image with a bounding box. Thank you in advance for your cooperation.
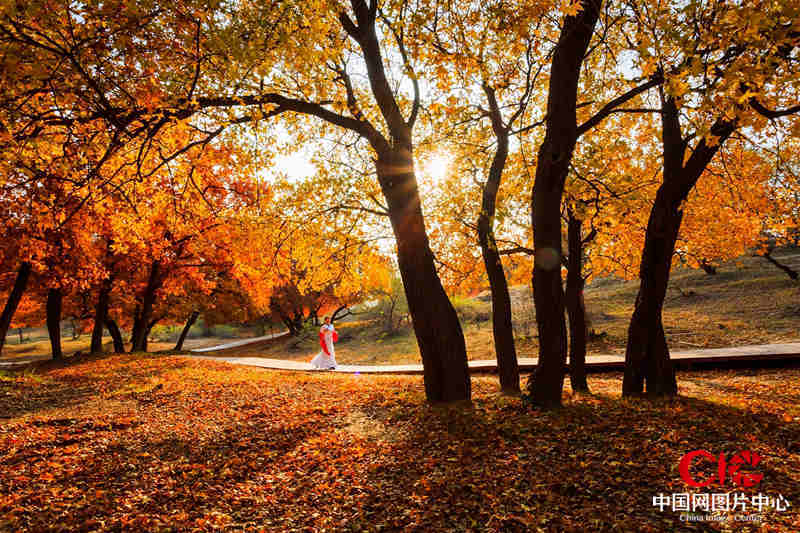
[477,85,520,393]
[106,318,125,353]
[90,277,113,354]
[131,261,161,352]
[377,146,470,403]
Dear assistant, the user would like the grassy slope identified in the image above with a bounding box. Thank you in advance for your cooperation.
[0,355,798,531]
[225,248,800,365]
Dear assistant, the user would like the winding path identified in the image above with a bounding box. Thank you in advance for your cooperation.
[189,342,800,375]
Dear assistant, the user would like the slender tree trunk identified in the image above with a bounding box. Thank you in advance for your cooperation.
[528,0,600,408]
[131,261,161,352]
[699,259,717,275]
[331,305,349,324]
[90,277,113,354]
[477,93,519,394]
[17,328,23,344]
[46,288,63,360]
[377,145,470,403]
[760,252,799,280]
[106,318,125,353]
[0,261,32,355]
[623,97,735,397]
[175,311,200,351]
[565,212,589,393]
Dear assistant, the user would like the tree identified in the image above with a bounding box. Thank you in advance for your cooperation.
[198,0,472,401]
[620,0,800,396]
[419,0,553,394]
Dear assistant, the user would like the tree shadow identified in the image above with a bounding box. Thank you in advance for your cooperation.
[345,385,799,531]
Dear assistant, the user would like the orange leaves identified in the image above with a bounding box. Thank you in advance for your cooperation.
[1,356,800,530]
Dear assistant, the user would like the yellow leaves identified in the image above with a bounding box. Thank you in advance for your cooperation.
[664,75,690,100]
[560,0,583,17]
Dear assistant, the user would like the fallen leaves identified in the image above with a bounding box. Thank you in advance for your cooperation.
[0,355,798,531]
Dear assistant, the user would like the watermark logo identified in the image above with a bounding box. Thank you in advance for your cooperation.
[652,450,790,523]
[678,449,763,488]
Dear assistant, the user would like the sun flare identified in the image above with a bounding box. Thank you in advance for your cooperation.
[421,153,452,183]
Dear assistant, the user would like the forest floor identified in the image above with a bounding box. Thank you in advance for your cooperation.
[0,354,798,531]
[220,249,800,365]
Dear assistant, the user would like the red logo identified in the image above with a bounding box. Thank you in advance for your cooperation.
[678,450,763,488]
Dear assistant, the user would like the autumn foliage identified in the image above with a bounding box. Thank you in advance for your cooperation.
[1,356,799,531]
[0,0,799,407]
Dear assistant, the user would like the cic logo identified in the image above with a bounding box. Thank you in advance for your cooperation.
[679,450,764,488]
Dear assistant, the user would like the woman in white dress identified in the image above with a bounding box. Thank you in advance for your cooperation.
[310,316,338,370]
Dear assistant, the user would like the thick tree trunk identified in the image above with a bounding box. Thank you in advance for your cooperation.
[46,288,63,360]
[565,213,589,393]
[622,188,681,397]
[142,317,161,353]
[528,1,600,408]
[90,277,113,354]
[175,310,200,351]
[106,318,125,353]
[623,98,735,397]
[0,261,32,355]
[131,261,161,352]
[477,96,519,394]
[376,146,470,403]
[336,2,469,402]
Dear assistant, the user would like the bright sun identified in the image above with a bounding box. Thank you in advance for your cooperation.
[422,153,452,182]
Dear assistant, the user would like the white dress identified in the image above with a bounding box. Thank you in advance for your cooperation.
[310,324,337,370]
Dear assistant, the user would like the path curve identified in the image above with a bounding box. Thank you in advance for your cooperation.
[189,331,288,352]
[189,342,800,375]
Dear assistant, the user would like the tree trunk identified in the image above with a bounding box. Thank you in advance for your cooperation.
[760,252,799,281]
[565,212,589,393]
[477,93,519,394]
[90,277,113,354]
[376,145,470,403]
[106,318,125,353]
[331,305,350,324]
[623,97,735,397]
[17,328,23,344]
[46,288,63,360]
[175,310,200,351]
[142,317,161,353]
[0,261,32,355]
[622,187,681,397]
[528,0,600,408]
[699,259,717,275]
[131,261,161,352]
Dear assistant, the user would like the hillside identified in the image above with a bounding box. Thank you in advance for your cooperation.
[221,248,800,365]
